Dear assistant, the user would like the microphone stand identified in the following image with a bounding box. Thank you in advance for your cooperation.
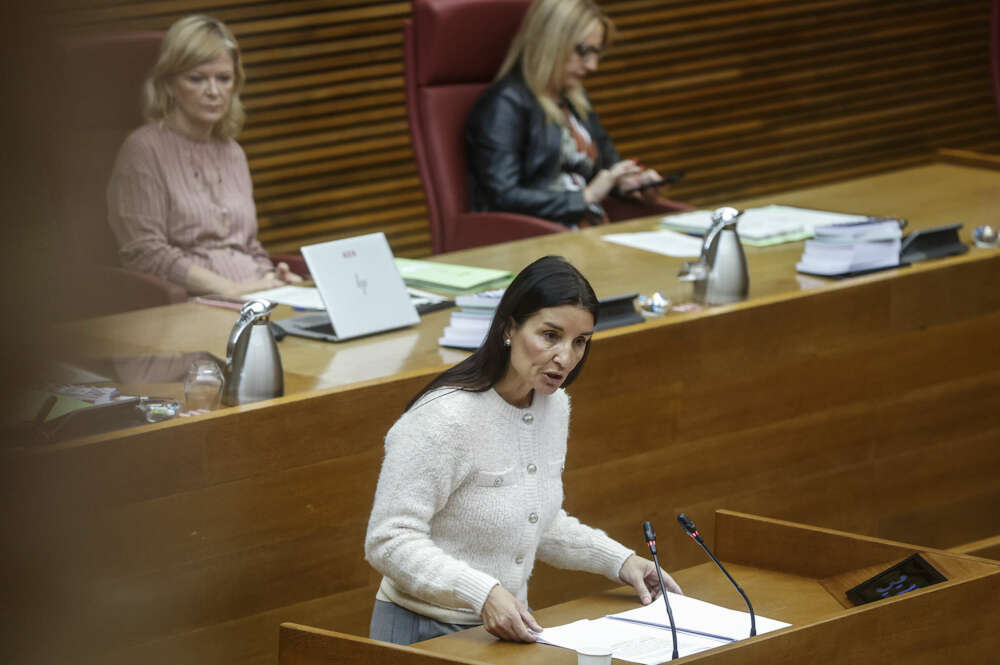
[642,521,678,660]
[677,513,756,637]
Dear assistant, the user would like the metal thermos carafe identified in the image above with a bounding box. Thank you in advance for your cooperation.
[222,300,284,406]
[678,207,750,305]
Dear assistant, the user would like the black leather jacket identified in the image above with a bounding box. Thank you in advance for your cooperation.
[465,68,621,226]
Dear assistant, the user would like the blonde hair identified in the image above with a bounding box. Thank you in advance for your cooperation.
[143,15,246,139]
[496,0,615,125]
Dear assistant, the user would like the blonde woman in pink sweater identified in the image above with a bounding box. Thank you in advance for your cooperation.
[107,15,300,297]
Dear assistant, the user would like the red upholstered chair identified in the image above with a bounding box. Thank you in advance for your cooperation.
[405,0,559,254]
[59,32,189,318]
[404,0,692,254]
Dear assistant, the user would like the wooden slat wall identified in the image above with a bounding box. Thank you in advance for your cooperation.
[53,0,1000,258]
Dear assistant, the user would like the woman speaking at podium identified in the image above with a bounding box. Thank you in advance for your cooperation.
[465,0,668,227]
[365,257,681,645]
[106,15,300,296]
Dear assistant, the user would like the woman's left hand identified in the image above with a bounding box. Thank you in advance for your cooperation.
[274,262,304,284]
[619,554,682,604]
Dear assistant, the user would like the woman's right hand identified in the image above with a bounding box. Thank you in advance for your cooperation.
[585,159,642,204]
[481,584,542,642]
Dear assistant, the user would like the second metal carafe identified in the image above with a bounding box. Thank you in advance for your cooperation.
[678,207,750,305]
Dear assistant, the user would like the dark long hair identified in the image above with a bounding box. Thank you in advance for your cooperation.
[406,256,599,411]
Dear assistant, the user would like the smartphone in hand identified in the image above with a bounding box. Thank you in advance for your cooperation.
[621,170,684,195]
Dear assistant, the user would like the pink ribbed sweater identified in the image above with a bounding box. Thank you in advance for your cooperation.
[107,123,273,286]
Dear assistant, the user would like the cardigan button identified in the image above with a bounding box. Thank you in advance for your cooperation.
[527,463,537,474]
[522,413,534,424]
[528,512,538,524]
[515,555,525,564]
[493,477,503,487]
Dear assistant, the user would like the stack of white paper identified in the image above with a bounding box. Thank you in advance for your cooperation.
[796,219,903,276]
[438,289,504,349]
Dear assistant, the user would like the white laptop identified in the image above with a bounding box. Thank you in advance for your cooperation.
[283,232,420,341]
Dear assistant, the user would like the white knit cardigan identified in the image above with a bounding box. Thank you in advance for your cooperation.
[364,387,634,625]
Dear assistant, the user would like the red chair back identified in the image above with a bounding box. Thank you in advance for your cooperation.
[61,32,163,267]
[404,0,531,253]
[51,32,196,318]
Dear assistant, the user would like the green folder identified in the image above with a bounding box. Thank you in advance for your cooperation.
[394,258,513,295]
[17,391,95,424]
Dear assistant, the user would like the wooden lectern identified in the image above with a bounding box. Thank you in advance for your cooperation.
[278,511,999,664]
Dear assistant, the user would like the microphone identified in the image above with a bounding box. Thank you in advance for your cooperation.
[677,513,756,637]
[642,521,678,660]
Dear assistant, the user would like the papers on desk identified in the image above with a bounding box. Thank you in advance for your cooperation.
[603,206,872,257]
[611,593,790,640]
[536,617,722,664]
[796,219,903,276]
[242,285,325,310]
[602,229,703,257]
[660,205,870,246]
[233,285,453,315]
[438,289,504,349]
[535,592,790,664]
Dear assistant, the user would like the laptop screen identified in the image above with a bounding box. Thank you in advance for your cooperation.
[300,232,419,341]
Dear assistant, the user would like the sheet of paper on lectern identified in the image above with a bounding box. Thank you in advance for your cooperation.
[534,592,790,664]
[535,616,725,664]
[609,592,790,641]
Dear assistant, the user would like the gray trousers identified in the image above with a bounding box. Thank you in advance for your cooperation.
[369,599,476,645]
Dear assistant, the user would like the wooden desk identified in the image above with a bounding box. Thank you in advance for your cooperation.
[4,163,999,665]
[278,512,1000,665]
[937,148,1000,171]
[54,162,1000,397]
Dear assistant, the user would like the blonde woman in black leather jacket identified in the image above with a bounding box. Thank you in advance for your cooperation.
[466,0,664,227]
